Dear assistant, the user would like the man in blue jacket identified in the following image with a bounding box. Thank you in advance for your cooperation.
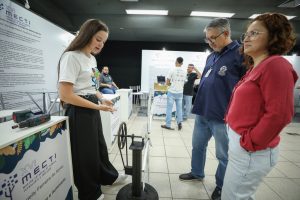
[179,18,244,200]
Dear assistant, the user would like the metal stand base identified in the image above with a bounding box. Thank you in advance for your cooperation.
[116,183,158,200]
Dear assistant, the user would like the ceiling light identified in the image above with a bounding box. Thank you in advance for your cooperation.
[249,14,296,20]
[190,11,235,18]
[126,10,168,15]
[120,0,139,1]
[248,14,260,19]
[278,0,300,8]
[286,15,296,19]
[25,0,30,9]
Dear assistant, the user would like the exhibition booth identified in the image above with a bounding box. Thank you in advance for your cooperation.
[1,1,300,200]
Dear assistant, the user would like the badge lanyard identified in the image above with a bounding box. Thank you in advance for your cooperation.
[204,54,220,77]
[200,42,238,85]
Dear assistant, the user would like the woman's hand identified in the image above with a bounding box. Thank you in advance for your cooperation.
[102,99,114,106]
[59,82,101,110]
[98,104,116,112]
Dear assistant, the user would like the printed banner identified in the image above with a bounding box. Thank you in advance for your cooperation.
[0,0,74,111]
[152,91,176,116]
[0,121,73,200]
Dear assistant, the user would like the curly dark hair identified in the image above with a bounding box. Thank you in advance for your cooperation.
[241,13,296,67]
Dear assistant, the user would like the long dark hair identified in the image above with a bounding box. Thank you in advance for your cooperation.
[57,19,109,78]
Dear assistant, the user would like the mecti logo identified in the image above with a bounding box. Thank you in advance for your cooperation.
[21,154,56,185]
[0,3,31,27]
[0,173,18,200]
[0,153,57,200]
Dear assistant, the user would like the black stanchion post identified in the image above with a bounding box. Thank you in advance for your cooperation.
[130,141,143,197]
[116,122,158,200]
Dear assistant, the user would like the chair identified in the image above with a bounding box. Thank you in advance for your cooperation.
[129,85,143,109]
[139,92,149,108]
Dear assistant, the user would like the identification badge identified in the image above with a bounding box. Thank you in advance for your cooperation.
[204,68,212,77]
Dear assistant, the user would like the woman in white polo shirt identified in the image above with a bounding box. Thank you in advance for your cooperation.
[58,19,124,200]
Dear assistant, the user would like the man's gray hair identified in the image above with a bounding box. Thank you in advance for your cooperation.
[204,18,231,36]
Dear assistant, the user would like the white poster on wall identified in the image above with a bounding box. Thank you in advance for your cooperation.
[141,50,209,92]
[0,0,74,110]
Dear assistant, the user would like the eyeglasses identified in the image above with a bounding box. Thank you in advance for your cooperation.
[204,32,224,44]
[240,31,264,43]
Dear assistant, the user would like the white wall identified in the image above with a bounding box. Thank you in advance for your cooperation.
[141,50,209,92]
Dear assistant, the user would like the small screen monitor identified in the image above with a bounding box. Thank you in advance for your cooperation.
[157,76,166,84]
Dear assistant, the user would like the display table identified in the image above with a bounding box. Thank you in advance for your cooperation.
[116,89,133,123]
[154,83,168,91]
[101,94,121,149]
[0,116,74,200]
[0,110,18,123]
[152,90,176,116]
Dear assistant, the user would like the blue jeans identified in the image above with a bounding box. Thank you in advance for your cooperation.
[101,87,116,94]
[191,115,228,188]
[222,126,279,200]
[165,92,183,127]
[182,95,193,119]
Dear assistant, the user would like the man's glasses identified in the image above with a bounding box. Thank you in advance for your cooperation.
[240,31,264,43]
[204,32,224,44]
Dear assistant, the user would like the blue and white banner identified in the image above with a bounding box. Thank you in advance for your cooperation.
[152,91,176,116]
[0,122,73,200]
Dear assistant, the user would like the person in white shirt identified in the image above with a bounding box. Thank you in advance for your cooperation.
[161,57,187,130]
[58,19,126,200]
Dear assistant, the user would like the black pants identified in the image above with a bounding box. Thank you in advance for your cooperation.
[65,95,118,200]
